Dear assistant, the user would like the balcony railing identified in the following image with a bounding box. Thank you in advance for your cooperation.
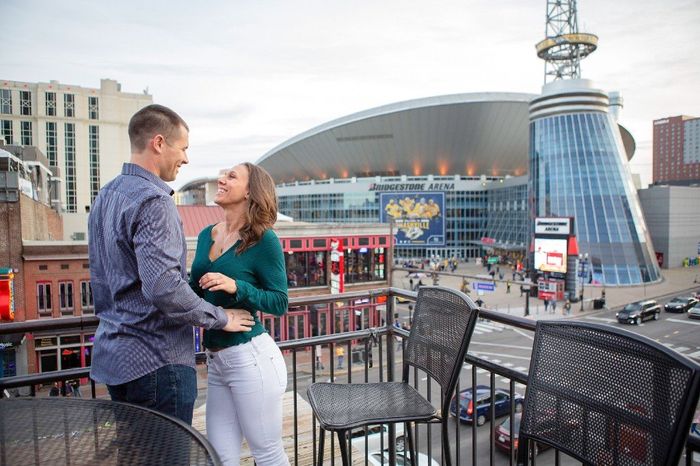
[1,287,696,465]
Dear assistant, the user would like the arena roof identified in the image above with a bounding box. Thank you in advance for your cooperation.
[256,92,636,184]
[258,93,535,184]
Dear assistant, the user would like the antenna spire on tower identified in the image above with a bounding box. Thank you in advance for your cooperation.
[535,0,598,83]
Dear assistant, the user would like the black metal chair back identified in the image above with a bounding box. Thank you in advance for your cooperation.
[517,321,700,466]
[403,286,479,414]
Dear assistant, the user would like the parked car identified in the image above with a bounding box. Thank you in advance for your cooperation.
[616,300,660,325]
[688,303,700,320]
[350,424,405,454]
[449,385,524,425]
[664,296,698,313]
[495,412,579,457]
[495,413,547,457]
[368,448,440,466]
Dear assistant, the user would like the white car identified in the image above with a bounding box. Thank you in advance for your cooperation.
[350,424,405,455]
[367,448,441,466]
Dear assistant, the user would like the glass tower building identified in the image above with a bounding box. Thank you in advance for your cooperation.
[529,80,660,285]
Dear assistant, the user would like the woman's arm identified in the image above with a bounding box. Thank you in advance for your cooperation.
[200,230,288,316]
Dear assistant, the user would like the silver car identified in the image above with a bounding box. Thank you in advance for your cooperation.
[688,303,700,320]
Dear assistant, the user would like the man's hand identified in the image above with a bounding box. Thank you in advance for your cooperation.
[222,309,254,332]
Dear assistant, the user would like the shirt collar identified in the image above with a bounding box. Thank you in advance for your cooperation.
[122,163,174,196]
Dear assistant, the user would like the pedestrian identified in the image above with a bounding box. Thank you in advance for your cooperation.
[315,354,324,371]
[544,299,549,313]
[551,300,557,314]
[87,105,255,426]
[336,346,345,369]
[49,383,59,397]
[191,163,290,465]
[71,380,82,398]
[506,281,511,293]
[564,300,571,315]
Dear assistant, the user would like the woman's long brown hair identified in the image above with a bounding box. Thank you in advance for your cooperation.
[237,162,278,253]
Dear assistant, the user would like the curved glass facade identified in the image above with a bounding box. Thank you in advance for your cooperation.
[530,110,660,285]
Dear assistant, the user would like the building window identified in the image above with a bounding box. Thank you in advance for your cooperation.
[19,91,32,116]
[21,121,32,145]
[80,281,94,314]
[89,125,100,203]
[39,264,48,271]
[45,122,57,166]
[0,90,11,114]
[285,251,327,288]
[65,123,76,212]
[60,264,69,270]
[64,93,75,117]
[45,91,56,116]
[37,283,52,317]
[59,281,74,315]
[88,96,99,120]
[0,120,12,144]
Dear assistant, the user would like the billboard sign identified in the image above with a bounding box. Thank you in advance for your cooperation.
[534,238,568,273]
[535,218,571,235]
[380,192,445,247]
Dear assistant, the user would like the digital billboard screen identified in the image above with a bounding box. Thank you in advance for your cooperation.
[380,192,445,247]
[534,237,568,273]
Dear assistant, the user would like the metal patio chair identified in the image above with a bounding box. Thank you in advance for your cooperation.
[306,286,478,466]
[516,321,700,466]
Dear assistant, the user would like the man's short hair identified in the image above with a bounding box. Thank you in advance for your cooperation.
[128,104,189,152]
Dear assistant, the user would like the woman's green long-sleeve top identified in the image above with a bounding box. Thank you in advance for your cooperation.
[189,226,288,348]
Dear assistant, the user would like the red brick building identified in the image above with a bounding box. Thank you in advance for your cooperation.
[653,115,700,184]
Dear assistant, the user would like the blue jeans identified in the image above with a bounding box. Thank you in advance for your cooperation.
[107,364,197,425]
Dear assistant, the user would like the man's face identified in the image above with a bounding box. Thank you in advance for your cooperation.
[158,125,189,182]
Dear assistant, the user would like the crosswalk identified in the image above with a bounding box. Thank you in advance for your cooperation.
[462,355,529,386]
[472,320,506,335]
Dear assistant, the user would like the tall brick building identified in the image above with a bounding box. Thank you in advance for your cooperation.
[653,115,700,184]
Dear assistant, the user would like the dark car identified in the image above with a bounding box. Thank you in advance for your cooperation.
[495,413,547,457]
[449,385,523,425]
[616,300,660,325]
[664,296,698,313]
[495,412,580,457]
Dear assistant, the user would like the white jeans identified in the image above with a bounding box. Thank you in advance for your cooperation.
[206,333,289,466]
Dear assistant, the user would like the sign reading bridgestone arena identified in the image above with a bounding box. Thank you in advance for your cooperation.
[380,192,445,247]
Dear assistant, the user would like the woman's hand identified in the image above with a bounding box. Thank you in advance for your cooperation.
[200,272,238,295]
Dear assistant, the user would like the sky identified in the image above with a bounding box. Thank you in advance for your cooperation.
[3,0,699,189]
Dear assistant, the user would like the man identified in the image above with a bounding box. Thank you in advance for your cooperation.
[88,104,254,425]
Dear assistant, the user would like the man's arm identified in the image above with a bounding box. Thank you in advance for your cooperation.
[132,197,235,329]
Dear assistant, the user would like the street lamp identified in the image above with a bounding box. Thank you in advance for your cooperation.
[523,280,531,317]
[578,253,589,312]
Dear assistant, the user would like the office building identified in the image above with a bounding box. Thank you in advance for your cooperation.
[0,78,152,238]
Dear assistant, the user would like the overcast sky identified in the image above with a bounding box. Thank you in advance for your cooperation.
[4,0,699,188]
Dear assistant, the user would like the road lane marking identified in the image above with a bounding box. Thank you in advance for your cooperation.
[469,341,531,350]
[687,351,700,359]
[674,346,690,353]
[585,316,617,323]
[512,328,534,341]
[667,318,700,326]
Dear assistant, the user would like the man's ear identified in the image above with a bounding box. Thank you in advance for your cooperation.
[151,134,165,154]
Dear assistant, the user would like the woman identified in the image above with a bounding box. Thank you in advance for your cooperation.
[190,163,289,466]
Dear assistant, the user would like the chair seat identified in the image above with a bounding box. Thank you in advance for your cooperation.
[307,382,437,431]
